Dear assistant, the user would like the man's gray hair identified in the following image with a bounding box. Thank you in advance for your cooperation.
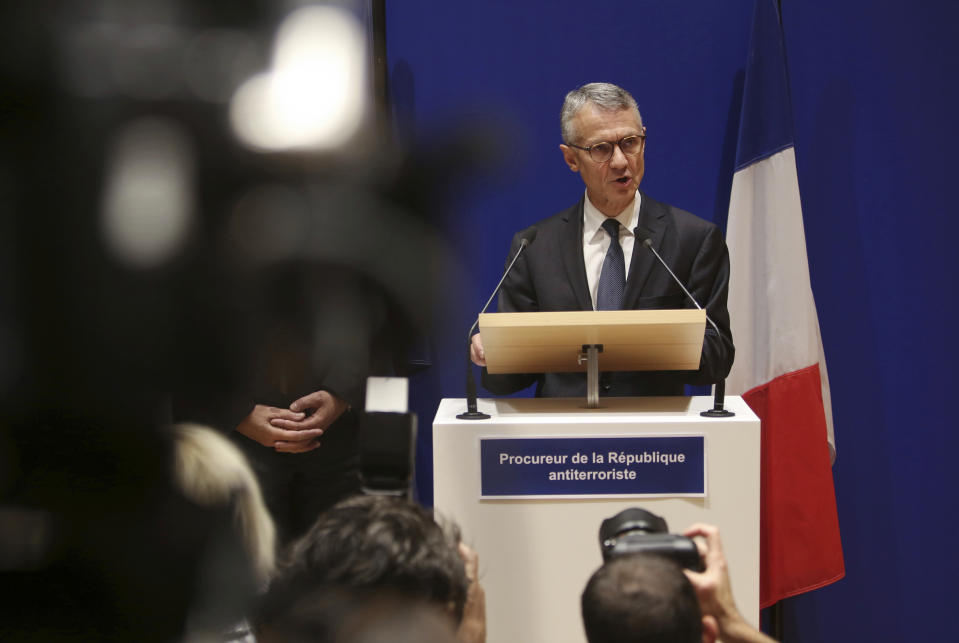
[560,82,643,144]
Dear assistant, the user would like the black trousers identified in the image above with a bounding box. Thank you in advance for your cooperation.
[233,410,362,548]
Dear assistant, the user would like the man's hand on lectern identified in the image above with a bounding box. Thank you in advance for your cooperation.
[470,333,486,367]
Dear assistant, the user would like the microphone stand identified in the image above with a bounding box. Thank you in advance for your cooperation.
[458,319,489,419]
[458,233,534,420]
[640,238,734,418]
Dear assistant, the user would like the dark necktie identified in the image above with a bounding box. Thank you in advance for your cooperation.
[596,218,625,310]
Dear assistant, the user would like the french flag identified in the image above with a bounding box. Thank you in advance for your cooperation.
[725,0,845,607]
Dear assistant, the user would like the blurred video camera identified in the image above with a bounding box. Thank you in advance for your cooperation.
[598,507,704,572]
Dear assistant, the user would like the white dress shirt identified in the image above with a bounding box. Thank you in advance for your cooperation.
[583,190,641,310]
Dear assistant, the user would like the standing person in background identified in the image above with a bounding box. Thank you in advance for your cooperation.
[212,267,413,547]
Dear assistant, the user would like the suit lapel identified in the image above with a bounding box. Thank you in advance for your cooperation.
[560,198,592,311]
[624,192,667,307]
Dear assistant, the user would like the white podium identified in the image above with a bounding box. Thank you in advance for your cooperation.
[433,395,760,643]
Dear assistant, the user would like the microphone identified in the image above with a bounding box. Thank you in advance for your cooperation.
[458,226,537,419]
[637,234,734,418]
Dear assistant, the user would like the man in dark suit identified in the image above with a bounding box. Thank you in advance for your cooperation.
[470,82,733,397]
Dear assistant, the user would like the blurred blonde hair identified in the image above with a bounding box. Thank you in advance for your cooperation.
[173,423,276,584]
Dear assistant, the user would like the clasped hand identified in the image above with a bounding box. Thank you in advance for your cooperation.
[236,390,349,454]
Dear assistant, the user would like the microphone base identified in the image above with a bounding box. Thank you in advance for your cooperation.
[457,410,491,420]
[701,381,735,418]
[700,408,735,418]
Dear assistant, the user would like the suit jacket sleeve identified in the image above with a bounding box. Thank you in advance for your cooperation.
[683,222,734,385]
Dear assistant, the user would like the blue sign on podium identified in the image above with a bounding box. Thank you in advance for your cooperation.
[479,435,706,499]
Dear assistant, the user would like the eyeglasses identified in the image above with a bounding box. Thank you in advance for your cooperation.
[567,134,646,163]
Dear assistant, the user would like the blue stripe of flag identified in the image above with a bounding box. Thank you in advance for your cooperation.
[734,0,795,171]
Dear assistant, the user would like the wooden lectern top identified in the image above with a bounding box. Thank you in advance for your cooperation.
[478,309,705,374]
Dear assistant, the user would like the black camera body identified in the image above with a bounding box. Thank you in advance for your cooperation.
[599,507,704,572]
[359,410,417,497]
